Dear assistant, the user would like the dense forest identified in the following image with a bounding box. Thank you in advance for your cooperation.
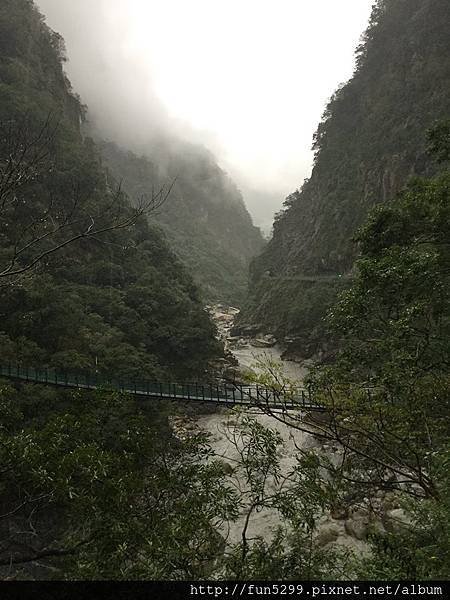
[239,0,450,358]
[0,0,448,585]
[0,0,222,381]
[99,141,264,305]
[0,0,227,578]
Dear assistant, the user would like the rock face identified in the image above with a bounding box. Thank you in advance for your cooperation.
[207,304,242,350]
[239,0,450,345]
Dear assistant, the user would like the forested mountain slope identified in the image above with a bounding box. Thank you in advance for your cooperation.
[99,141,264,305]
[239,0,450,354]
[0,0,221,379]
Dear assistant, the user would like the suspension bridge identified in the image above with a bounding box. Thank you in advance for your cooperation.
[0,365,325,411]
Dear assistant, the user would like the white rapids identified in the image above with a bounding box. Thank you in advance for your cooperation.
[192,305,370,557]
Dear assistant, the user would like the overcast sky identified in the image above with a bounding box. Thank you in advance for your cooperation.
[37,0,374,229]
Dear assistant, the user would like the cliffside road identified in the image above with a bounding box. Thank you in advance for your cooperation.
[261,273,353,282]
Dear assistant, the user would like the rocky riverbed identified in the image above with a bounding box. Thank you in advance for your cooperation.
[171,305,408,561]
[206,303,309,381]
[171,407,407,559]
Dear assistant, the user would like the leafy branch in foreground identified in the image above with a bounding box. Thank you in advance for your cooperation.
[214,410,353,580]
[0,383,238,579]
[242,124,450,579]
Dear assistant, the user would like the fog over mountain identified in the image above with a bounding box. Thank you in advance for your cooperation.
[36,0,373,230]
[2,0,449,581]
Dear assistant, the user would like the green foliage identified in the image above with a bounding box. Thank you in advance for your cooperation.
[304,127,450,577]
[99,142,265,305]
[311,160,448,489]
[240,277,348,357]
[328,170,450,388]
[242,0,450,344]
[215,412,350,580]
[427,119,450,163]
[354,449,450,580]
[0,388,351,581]
[0,382,239,579]
[0,0,222,380]
[2,0,449,583]
[225,528,348,581]
[240,123,450,581]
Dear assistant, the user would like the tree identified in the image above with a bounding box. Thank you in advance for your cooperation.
[0,115,173,286]
[248,125,449,502]
[0,383,239,579]
[241,125,449,579]
[218,410,351,580]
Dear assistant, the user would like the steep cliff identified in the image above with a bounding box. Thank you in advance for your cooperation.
[0,0,221,379]
[99,140,265,305]
[240,0,450,354]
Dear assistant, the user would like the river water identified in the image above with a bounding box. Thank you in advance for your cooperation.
[232,344,308,382]
[193,305,369,556]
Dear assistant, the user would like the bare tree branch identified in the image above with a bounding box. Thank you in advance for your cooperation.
[0,116,175,285]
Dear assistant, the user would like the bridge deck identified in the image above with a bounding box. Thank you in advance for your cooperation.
[0,365,325,411]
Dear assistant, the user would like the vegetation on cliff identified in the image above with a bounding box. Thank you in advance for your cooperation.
[0,0,227,578]
[240,0,450,350]
[0,0,221,381]
[235,127,449,579]
[0,0,448,582]
[99,141,264,305]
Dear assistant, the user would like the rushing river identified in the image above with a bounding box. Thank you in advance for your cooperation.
[232,344,308,381]
[196,408,316,547]
[192,305,369,555]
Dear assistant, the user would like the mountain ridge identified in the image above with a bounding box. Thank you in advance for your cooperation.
[239,0,450,355]
[98,138,264,305]
[0,0,222,379]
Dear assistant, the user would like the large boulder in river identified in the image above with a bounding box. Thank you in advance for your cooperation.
[344,516,369,541]
[314,520,343,546]
[230,324,262,337]
[251,335,277,348]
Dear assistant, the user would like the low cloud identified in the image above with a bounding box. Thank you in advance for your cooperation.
[37,0,373,228]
